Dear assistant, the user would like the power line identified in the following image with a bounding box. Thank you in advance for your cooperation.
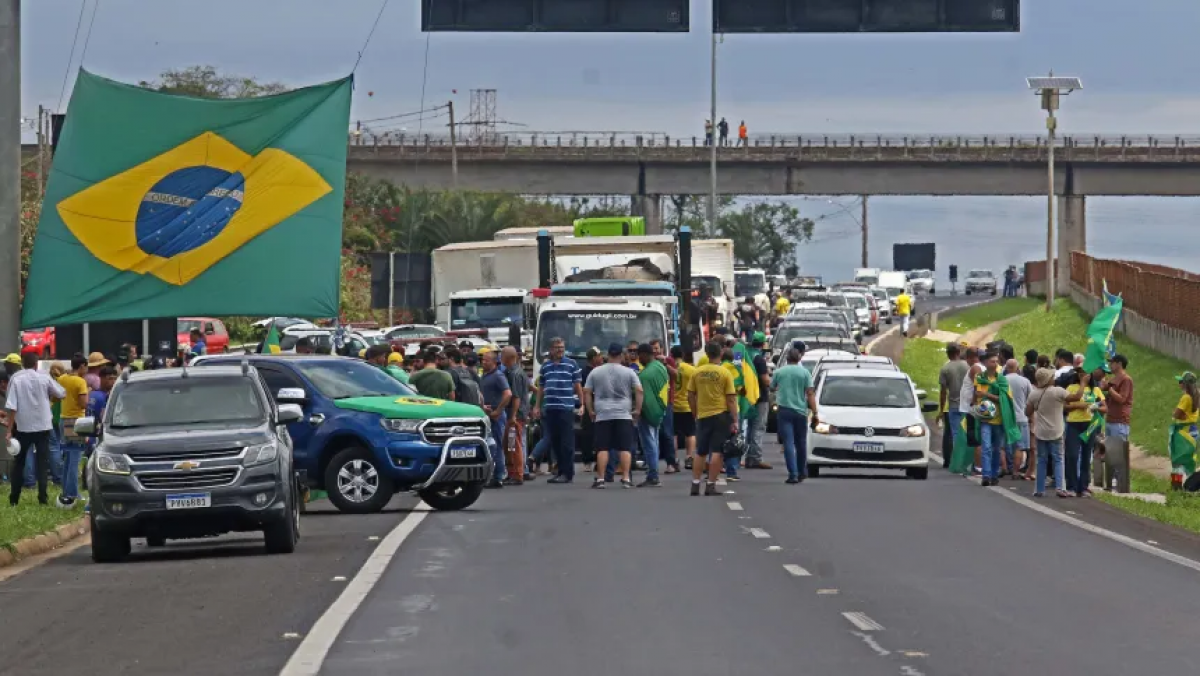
[79,0,101,65]
[359,105,447,124]
[351,0,391,73]
[55,0,89,112]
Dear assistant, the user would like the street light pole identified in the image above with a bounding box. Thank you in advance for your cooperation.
[1028,74,1081,313]
[707,30,718,235]
[0,0,21,352]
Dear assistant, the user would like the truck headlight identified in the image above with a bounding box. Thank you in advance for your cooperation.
[381,418,422,433]
[96,449,131,475]
[243,443,279,467]
[899,425,926,438]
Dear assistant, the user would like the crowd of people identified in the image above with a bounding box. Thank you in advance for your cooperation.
[703,118,749,147]
[931,339,1194,498]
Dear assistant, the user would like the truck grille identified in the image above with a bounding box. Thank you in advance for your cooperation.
[836,427,903,437]
[137,468,239,491]
[126,448,244,463]
[421,419,487,445]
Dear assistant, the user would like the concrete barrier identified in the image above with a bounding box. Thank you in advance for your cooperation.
[1070,283,1200,368]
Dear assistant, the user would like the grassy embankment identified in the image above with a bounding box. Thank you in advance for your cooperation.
[904,298,1200,535]
[0,482,84,553]
[938,297,1042,334]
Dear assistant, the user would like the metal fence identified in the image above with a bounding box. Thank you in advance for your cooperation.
[1071,252,1200,336]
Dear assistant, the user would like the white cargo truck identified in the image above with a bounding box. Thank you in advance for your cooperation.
[431,240,539,335]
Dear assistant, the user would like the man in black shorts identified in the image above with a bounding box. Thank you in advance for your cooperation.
[687,341,740,496]
[584,343,644,489]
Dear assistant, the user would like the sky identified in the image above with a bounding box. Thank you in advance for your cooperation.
[16,0,1200,283]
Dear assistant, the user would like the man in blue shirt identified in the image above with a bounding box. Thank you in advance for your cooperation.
[479,350,512,489]
[188,329,207,359]
[534,337,584,484]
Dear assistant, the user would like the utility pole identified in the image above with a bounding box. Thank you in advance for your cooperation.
[860,195,869,267]
[707,30,718,235]
[1045,109,1056,312]
[447,100,458,189]
[0,0,21,352]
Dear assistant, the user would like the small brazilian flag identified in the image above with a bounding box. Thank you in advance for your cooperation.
[260,320,282,355]
[22,70,352,328]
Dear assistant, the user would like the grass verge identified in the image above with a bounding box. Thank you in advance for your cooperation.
[940,297,1042,334]
[0,483,85,551]
[1095,484,1200,536]
[999,299,1194,458]
[898,337,948,398]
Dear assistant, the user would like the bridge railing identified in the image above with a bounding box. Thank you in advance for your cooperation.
[348,132,1200,162]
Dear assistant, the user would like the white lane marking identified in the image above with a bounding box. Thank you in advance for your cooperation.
[766,545,782,552]
[726,501,744,511]
[817,588,839,595]
[901,665,927,676]
[331,576,347,582]
[725,490,737,495]
[367,535,380,541]
[783,564,811,577]
[280,504,430,676]
[851,631,891,656]
[843,611,885,631]
[1149,540,1160,545]
[749,528,771,539]
[992,488,1200,575]
[282,632,302,639]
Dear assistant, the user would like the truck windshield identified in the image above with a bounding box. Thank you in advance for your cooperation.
[109,378,266,428]
[450,297,523,330]
[536,310,665,358]
[734,273,765,297]
[693,276,723,296]
[296,360,414,400]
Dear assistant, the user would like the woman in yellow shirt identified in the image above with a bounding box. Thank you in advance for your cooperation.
[1170,372,1200,488]
[1064,369,1106,497]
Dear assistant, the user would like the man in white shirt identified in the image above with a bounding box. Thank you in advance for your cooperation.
[7,352,66,506]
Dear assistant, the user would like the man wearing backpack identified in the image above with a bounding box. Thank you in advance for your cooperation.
[444,347,482,406]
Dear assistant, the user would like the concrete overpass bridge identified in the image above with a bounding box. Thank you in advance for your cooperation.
[346,132,1200,292]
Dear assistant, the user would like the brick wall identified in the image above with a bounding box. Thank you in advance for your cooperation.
[1070,253,1200,336]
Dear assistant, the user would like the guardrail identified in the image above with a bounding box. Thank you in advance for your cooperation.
[348,133,1200,162]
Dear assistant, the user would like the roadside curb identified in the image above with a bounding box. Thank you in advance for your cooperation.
[0,516,90,569]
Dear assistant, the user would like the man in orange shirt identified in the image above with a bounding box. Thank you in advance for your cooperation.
[738,121,748,147]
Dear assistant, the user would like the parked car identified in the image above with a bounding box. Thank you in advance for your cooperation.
[79,363,302,562]
[192,355,494,514]
[178,318,230,354]
[965,269,998,295]
[868,288,893,323]
[807,368,939,479]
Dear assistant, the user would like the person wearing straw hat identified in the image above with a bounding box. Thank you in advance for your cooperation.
[85,352,110,391]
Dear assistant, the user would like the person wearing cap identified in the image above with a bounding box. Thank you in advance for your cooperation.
[744,331,773,470]
[3,353,21,378]
[85,352,110,391]
[535,337,584,484]
[583,343,642,489]
[6,352,66,506]
[635,343,670,487]
[1170,372,1200,486]
[771,345,817,484]
[385,350,410,384]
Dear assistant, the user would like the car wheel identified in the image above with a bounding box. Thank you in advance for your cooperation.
[885,318,892,325]
[907,467,929,480]
[418,482,485,511]
[807,464,820,478]
[264,487,299,554]
[146,536,166,548]
[90,513,130,563]
[325,446,395,514]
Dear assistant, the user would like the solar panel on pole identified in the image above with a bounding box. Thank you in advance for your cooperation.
[713,0,1019,33]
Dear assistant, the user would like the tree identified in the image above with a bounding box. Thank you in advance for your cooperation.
[663,196,815,274]
[139,65,287,99]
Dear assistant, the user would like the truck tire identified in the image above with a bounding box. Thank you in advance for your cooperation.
[418,483,485,511]
[90,513,131,563]
[263,487,299,554]
[325,446,395,514]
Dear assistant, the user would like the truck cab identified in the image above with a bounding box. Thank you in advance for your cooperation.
[549,281,680,347]
[447,287,533,351]
[734,268,770,313]
[532,298,669,380]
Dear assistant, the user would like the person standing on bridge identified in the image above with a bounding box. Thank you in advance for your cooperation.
[718,118,729,146]
[704,119,714,146]
[738,121,748,147]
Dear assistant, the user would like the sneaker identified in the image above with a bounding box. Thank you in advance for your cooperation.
[57,496,76,508]
[690,482,701,496]
[785,476,799,484]
[620,479,634,489]
[501,477,523,486]
[704,482,723,497]
[726,475,741,482]
[638,478,662,488]
[523,473,535,482]
[547,476,572,484]
[484,479,504,489]
[684,458,694,470]
[591,478,606,489]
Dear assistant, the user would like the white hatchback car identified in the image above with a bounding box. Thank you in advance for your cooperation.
[807,368,939,479]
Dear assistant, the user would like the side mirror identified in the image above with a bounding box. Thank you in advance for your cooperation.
[277,387,307,404]
[73,416,98,437]
[921,401,939,414]
[277,403,304,424]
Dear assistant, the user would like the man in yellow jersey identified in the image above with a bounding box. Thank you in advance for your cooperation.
[687,341,739,496]
[895,289,913,337]
[774,293,791,323]
[670,345,697,470]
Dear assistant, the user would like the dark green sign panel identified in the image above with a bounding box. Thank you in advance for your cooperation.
[714,0,1019,33]
[422,0,689,32]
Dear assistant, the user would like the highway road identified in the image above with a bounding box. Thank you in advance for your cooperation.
[11,292,1196,676]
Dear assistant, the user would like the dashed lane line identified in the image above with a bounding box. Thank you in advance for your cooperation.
[749,528,771,539]
[843,611,885,631]
[726,501,744,511]
[783,564,811,577]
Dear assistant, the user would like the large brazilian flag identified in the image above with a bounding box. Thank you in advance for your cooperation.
[21,70,353,328]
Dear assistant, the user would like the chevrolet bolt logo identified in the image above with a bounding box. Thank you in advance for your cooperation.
[450,426,467,436]
[174,461,201,471]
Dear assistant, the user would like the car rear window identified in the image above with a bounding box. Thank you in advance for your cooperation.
[109,378,266,428]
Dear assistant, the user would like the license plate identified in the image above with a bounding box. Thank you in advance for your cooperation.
[449,446,478,460]
[165,493,211,509]
[852,442,885,454]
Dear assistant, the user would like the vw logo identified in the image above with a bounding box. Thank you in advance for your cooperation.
[450,426,467,436]
[863,427,875,438]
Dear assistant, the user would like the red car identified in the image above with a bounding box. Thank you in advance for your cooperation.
[20,327,55,358]
[177,318,230,354]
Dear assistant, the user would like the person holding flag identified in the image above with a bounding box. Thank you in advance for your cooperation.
[1170,372,1200,490]
[1064,367,1106,496]
[971,350,1023,486]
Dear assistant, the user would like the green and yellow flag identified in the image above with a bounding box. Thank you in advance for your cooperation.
[1169,423,1198,477]
[1082,294,1123,373]
[260,321,282,355]
[22,70,352,327]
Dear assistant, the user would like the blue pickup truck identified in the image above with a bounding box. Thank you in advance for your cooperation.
[194,355,493,513]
